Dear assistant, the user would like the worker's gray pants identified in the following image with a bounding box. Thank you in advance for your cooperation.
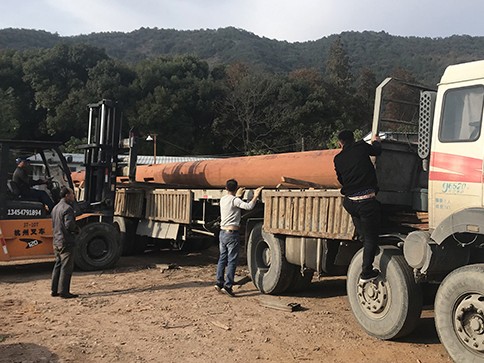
[51,244,75,295]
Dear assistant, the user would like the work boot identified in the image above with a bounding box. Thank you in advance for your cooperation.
[214,284,223,293]
[221,286,235,298]
[359,269,380,284]
[60,293,79,299]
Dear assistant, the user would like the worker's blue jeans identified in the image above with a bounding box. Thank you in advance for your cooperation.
[216,230,240,289]
[343,197,381,278]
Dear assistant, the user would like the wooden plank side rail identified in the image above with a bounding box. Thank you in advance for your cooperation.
[263,190,355,239]
[114,188,145,218]
[145,190,192,224]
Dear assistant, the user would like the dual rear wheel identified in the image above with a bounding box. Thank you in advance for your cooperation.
[248,226,424,340]
[247,223,313,294]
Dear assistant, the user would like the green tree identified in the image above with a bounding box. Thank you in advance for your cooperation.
[213,64,290,154]
[282,68,342,150]
[22,44,109,138]
[354,67,378,132]
[131,55,220,155]
[62,136,87,153]
[324,37,358,131]
[325,36,353,91]
[0,50,43,139]
[0,87,22,138]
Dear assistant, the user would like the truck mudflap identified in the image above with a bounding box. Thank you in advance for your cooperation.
[435,264,484,362]
[431,207,484,245]
[347,246,423,340]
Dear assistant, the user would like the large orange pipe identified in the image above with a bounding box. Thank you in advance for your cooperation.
[134,149,341,188]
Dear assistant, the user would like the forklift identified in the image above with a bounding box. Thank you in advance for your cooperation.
[0,100,123,270]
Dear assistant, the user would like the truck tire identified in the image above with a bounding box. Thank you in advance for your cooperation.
[347,246,423,340]
[435,264,484,363]
[247,222,294,294]
[113,216,137,256]
[286,267,314,293]
[75,222,121,271]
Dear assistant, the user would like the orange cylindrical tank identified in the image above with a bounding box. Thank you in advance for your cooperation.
[135,149,342,188]
[71,170,85,185]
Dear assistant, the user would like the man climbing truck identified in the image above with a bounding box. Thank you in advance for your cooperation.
[0,100,122,271]
[244,60,484,363]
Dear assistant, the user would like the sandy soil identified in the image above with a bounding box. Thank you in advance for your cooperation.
[0,245,452,363]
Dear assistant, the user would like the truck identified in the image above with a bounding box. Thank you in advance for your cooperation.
[103,59,484,362]
[0,100,123,271]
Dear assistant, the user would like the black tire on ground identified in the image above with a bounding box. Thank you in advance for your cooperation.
[113,216,137,256]
[435,264,484,363]
[286,266,314,293]
[247,223,294,295]
[75,222,122,271]
[346,246,423,340]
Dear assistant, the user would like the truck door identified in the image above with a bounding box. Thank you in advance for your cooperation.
[429,84,484,229]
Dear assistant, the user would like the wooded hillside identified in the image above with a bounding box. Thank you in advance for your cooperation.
[0,27,483,156]
[2,27,484,84]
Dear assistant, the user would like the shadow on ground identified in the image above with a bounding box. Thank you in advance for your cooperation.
[397,314,440,345]
[81,280,215,298]
[0,245,221,283]
[0,342,59,363]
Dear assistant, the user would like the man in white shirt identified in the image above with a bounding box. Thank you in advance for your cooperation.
[215,179,263,297]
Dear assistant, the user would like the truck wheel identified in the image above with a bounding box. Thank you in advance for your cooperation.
[113,216,137,256]
[247,222,294,294]
[75,222,121,271]
[347,246,423,339]
[435,264,484,363]
[286,267,314,293]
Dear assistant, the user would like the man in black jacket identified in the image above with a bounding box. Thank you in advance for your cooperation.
[51,187,80,299]
[333,130,382,283]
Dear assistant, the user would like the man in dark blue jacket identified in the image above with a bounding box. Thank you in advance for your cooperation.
[333,130,382,283]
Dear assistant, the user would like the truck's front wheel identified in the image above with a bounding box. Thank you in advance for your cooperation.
[435,264,484,363]
[247,223,294,294]
[347,246,423,339]
[75,222,121,271]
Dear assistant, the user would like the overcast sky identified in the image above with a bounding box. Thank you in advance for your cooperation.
[0,0,482,42]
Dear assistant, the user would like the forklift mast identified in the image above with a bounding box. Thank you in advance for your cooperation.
[79,100,121,223]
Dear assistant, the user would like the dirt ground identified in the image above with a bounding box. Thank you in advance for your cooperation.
[0,245,452,363]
